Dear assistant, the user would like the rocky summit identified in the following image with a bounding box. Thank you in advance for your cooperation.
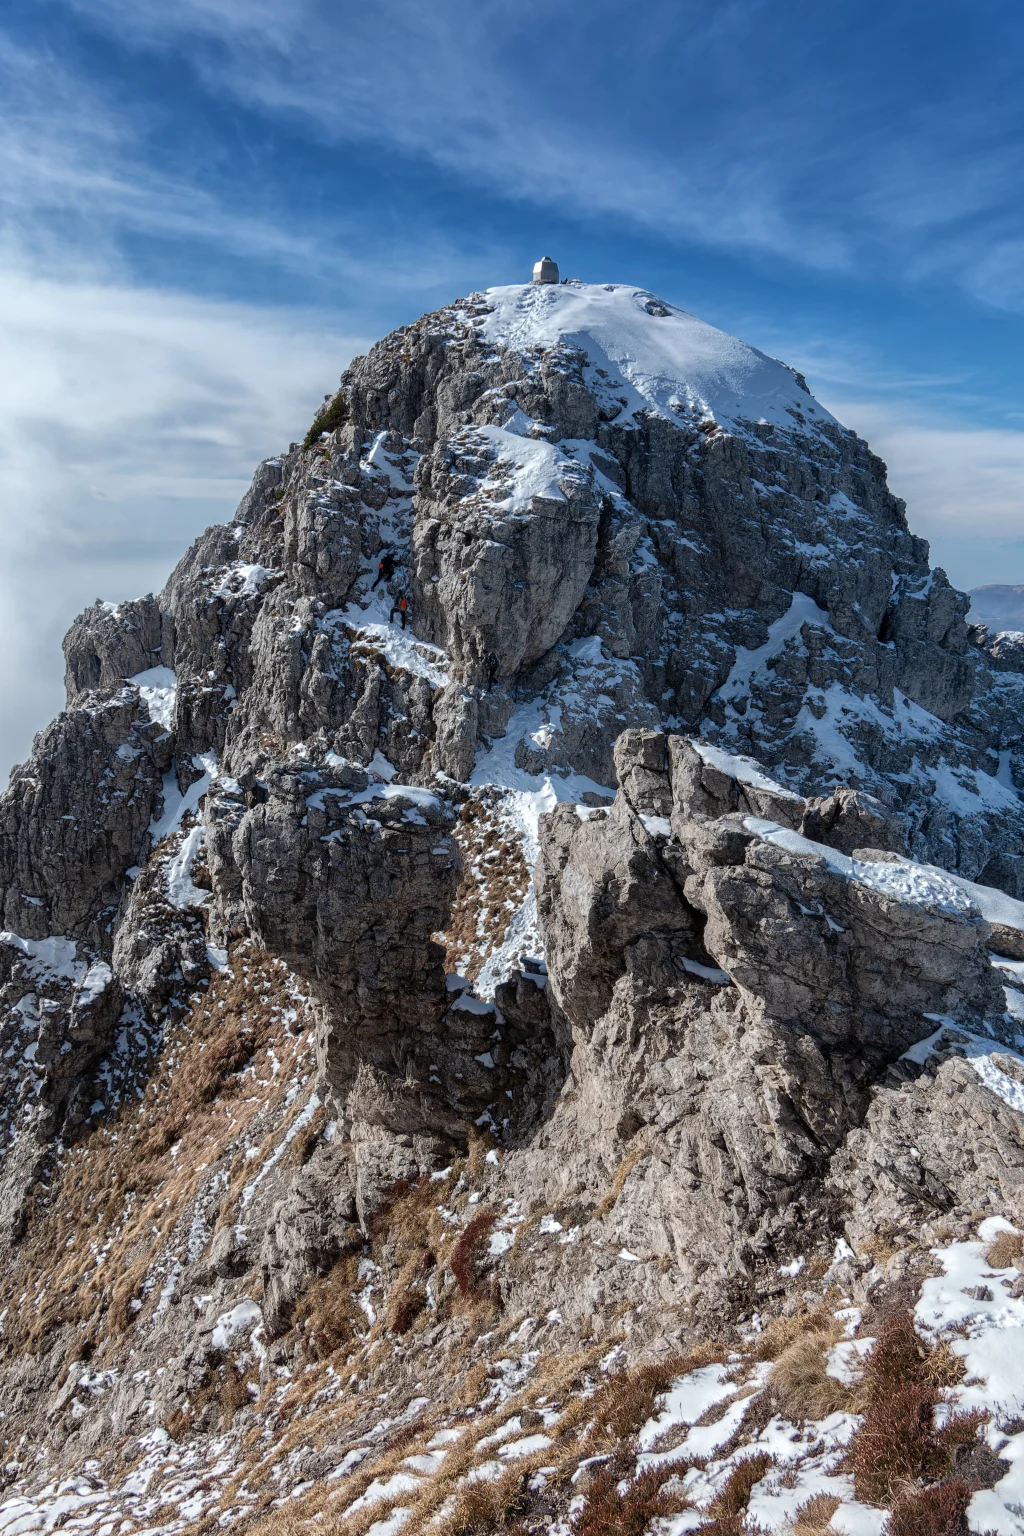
[1,279,1024,1536]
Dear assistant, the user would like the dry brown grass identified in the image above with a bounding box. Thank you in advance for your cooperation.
[592,1146,649,1219]
[986,1228,1024,1270]
[886,1478,972,1536]
[0,946,314,1364]
[709,1453,776,1519]
[749,1307,837,1365]
[578,1346,724,1449]
[570,1456,690,1536]
[291,1251,364,1360]
[921,1339,967,1390]
[842,1312,988,1507]
[857,1230,902,1267]
[770,1325,852,1422]
[439,792,530,981]
[430,1457,537,1536]
[449,1207,498,1300]
[788,1491,841,1536]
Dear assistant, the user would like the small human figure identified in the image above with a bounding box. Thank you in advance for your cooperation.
[372,550,397,589]
[389,594,408,629]
[486,651,499,691]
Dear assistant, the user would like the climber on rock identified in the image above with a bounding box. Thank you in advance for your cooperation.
[372,550,397,589]
[389,593,409,629]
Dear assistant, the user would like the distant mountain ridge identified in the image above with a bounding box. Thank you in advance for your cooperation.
[969,582,1024,632]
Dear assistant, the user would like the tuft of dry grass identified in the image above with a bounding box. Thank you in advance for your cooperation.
[846,1380,938,1503]
[165,1407,191,1441]
[292,1251,364,1361]
[384,1247,433,1333]
[749,1307,836,1365]
[580,1349,722,1449]
[571,1456,690,1536]
[986,1229,1024,1271]
[921,1339,967,1390]
[886,1478,972,1536]
[770,1326,852,1422]
[842,1313,989,1508]
[450,1208,498,1300]
[592,1147,648,1219]
[709,1453,776,1519]
[788,1491,841,1536]
[431,1460,533,1536]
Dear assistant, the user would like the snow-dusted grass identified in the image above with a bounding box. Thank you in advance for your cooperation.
[3,1211,1024,1536]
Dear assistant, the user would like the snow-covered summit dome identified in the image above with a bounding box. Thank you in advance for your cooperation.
[471,281,835,434]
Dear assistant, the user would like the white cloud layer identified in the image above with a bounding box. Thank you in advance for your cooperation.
[835,404,1024,541]
[0,259,365,777]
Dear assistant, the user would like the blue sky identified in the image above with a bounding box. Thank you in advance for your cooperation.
[2,0,1024,771]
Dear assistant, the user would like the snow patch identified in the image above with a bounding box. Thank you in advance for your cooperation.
[744,818,978,919]
[474,283,835,434]
[128,667,176,732]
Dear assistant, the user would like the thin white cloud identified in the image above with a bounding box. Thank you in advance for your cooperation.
[0,32,497,295]
[51,0,1024,304]
[0,258,368,778]
[831,399,1024,544]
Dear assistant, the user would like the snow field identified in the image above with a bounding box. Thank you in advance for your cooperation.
[474,283,836,435]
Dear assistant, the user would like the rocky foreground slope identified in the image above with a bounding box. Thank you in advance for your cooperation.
[1,280,1024,1535]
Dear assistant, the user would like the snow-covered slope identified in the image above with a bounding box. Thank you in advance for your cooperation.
[471,280,836,432]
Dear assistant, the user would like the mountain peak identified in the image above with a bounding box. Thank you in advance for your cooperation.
[1,279,1024,1531]
[459,278,835,432]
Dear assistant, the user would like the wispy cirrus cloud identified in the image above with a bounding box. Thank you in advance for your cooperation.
[0,30,499,296]
[4,0,1024,774]
[51,0,1024,306]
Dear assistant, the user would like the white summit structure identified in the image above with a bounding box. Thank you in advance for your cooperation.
[531,255,559,284]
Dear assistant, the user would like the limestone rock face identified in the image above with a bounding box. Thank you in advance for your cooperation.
[530,728,1012,1312]
[411,427,603,682]
[221,759,510,1216]
[0,690,168,946]
[227,761,458,1034]
[260,1142,361,1337]
[832,1024,1024,1235]
[0,934,124,1245]
[63,597,172,703]
[3,278,1024,1506]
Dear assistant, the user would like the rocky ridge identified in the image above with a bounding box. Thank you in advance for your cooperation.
[0,280,1023,1533]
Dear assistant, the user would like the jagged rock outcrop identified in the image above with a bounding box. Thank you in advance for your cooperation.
[2,277,1024,1520]
[0,689,170,946]
[260,1140,361,1336]
[832,1027,1024,1235]
[525,729,1014,1316]
[0,934,123,1244]
[63,597,173,702]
